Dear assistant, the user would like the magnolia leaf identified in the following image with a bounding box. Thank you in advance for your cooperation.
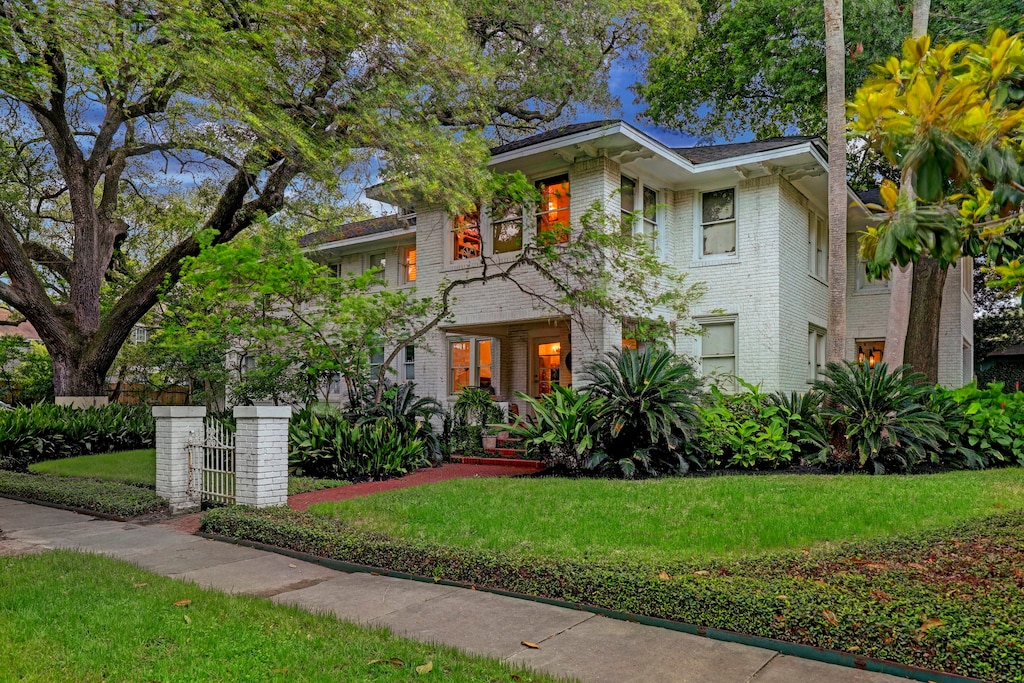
[822,610,839,626]
[521,641,540,649]
[919,618,946,633]
[183,614,192,624]
[367,658,405,668]
[173,599,191,607]
[416,661,433,674]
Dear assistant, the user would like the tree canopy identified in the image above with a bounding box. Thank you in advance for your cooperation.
[638,0,1024,142]
[0,0,698,397]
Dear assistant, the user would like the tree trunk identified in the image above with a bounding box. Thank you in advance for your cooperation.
[904,256,947,383]
[51,353,109,397]
[883,0,930,368]
[824,0,847,362]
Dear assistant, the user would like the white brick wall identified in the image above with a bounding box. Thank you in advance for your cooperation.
[233,405,291,507]
[153,406,205,514]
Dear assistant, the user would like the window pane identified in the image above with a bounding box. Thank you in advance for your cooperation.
[451,367,470,392]
[702,356,735,378]
[703,221,736,256]
[620,176,636,214]
[493,207,523,253]
[453,213,481,259]
[537,176,570,242]
[702,323,734,356]
[477,339,492,367]
[451,341,470,367]
[643,187,657,214]
[404,248,417,281]
[702,189,734,224]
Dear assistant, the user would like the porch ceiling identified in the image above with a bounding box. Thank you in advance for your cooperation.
[442,316,569,338]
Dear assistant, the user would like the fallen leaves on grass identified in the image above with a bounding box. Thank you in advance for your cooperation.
[368,658,404,668]
[416,661,433,674]
[173,599,191,607]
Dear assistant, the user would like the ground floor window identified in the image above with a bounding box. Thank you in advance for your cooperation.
[402,345,415,381]
[856,339,885,368]
[450,337,494,393]
[808,327,826,382]
[699,318,736,389]
[369,346,385,380]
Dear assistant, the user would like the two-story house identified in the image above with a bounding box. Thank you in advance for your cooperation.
[299,120,973,413]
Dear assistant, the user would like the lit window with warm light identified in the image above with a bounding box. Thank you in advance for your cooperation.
[856,339,885,368]
[402,246,417,282]
[453,211,481,260]
[536,175,570,243]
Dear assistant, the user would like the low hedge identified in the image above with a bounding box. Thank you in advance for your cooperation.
[202,506,1024,682]
[0,403,155,471]
[0,471,167,518]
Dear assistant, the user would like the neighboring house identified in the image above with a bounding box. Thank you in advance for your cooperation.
[977,343,1024,391]
[0,306,40,342]
[300,120,972,412]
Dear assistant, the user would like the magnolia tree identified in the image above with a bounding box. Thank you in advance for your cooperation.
[162,184,704,408]
[850,31,1024,382]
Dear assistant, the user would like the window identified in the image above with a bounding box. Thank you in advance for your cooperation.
[700,319,736,389]
[131,326,149,344]
[620,176,636,232]
[402,246,417,282]
[856,339,885,368]
[449,338,494,393]
[369,346,385,380]
[402,345,415,381]
[642,186,658,250]
[492,205,524,253]
[808,327,826,382]
[536,175,570,243]
[331,262,345,278]
[963,339,973,386]
[808,212,828,279]
[701,188,736,257]
[453,211,481,260]
[961,257,972,296]
[855,259,889,293]
[366,252,386,274]
[621,338,638,350]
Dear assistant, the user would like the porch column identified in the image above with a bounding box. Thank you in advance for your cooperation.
[153,406,206,514]
[233,405,291,508]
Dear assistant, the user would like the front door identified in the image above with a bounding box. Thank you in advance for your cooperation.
[534,338,562,397]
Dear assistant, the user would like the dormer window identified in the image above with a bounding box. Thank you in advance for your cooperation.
[536,175,570,243]
[453,211,481,260]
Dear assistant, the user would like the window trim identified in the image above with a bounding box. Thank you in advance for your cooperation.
[695,187,738,262]
[854,257,890,294]
[620,174,663,254]
[807,210,828,282]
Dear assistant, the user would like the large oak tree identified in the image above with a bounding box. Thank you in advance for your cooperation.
[0,0,696,398]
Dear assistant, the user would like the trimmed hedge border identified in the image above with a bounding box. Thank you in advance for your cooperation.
[0,471,167,519]
[202,506,1024,682]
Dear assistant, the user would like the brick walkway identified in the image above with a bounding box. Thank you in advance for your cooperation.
[158,462,540,533]
[288,462,541,511]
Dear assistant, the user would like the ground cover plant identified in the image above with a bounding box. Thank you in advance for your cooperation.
[308,469,1024,563]
[0,404,155,471]
[202,504,1024,682]
[0,551,561,683]
[24,449,347,497]
[0,470,166,518]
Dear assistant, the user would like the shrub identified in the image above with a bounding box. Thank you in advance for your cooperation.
[505,386,604,472]
[0,404,155,471]
[814,361,945,474]
[288,406,427,479]
[929,383,1024,469]
[691,382,827,469]
[583,346,701,477]
[449,387,505,457]
[0,470,166,517]
[202,506,1024,682]
[358,382,443,463]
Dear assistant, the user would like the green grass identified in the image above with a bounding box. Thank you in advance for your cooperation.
[309,468,1024,563]
[27,449,348,496]
[30,449,156,486]
[0,551,560,683]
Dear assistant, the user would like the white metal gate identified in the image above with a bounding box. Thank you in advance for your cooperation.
[188,417,236,505]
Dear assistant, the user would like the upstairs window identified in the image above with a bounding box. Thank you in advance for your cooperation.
[453,211,481,260]
[622,177,660,251]
[536,175,570,243]
[366,252,386,275]
[620,176,637,232]
[492,205,524,253]
[701,188,736,257]
[402,246,417,282]
[808,212,828,279]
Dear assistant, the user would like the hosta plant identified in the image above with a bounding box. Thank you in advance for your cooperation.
[814,361,946,474]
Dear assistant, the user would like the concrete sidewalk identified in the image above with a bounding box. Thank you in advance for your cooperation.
[0,498,908,683]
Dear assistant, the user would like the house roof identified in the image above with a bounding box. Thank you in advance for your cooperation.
[987,343,1024,359]
[857,187,883,206]
[0,307,39,341]
[671,136,820,164]
[297,214,413,247]
[489,120,620,156]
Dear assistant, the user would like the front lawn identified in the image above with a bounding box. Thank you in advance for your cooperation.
[309,468,1024,563]
[27,449,348,497]
[0,551,560,683]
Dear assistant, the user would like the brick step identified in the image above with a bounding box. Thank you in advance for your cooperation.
[484,447,528,458]
[450,455,544,469]
[495,437,523,449]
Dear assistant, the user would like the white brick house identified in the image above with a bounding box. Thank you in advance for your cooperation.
[300,120,973,411]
